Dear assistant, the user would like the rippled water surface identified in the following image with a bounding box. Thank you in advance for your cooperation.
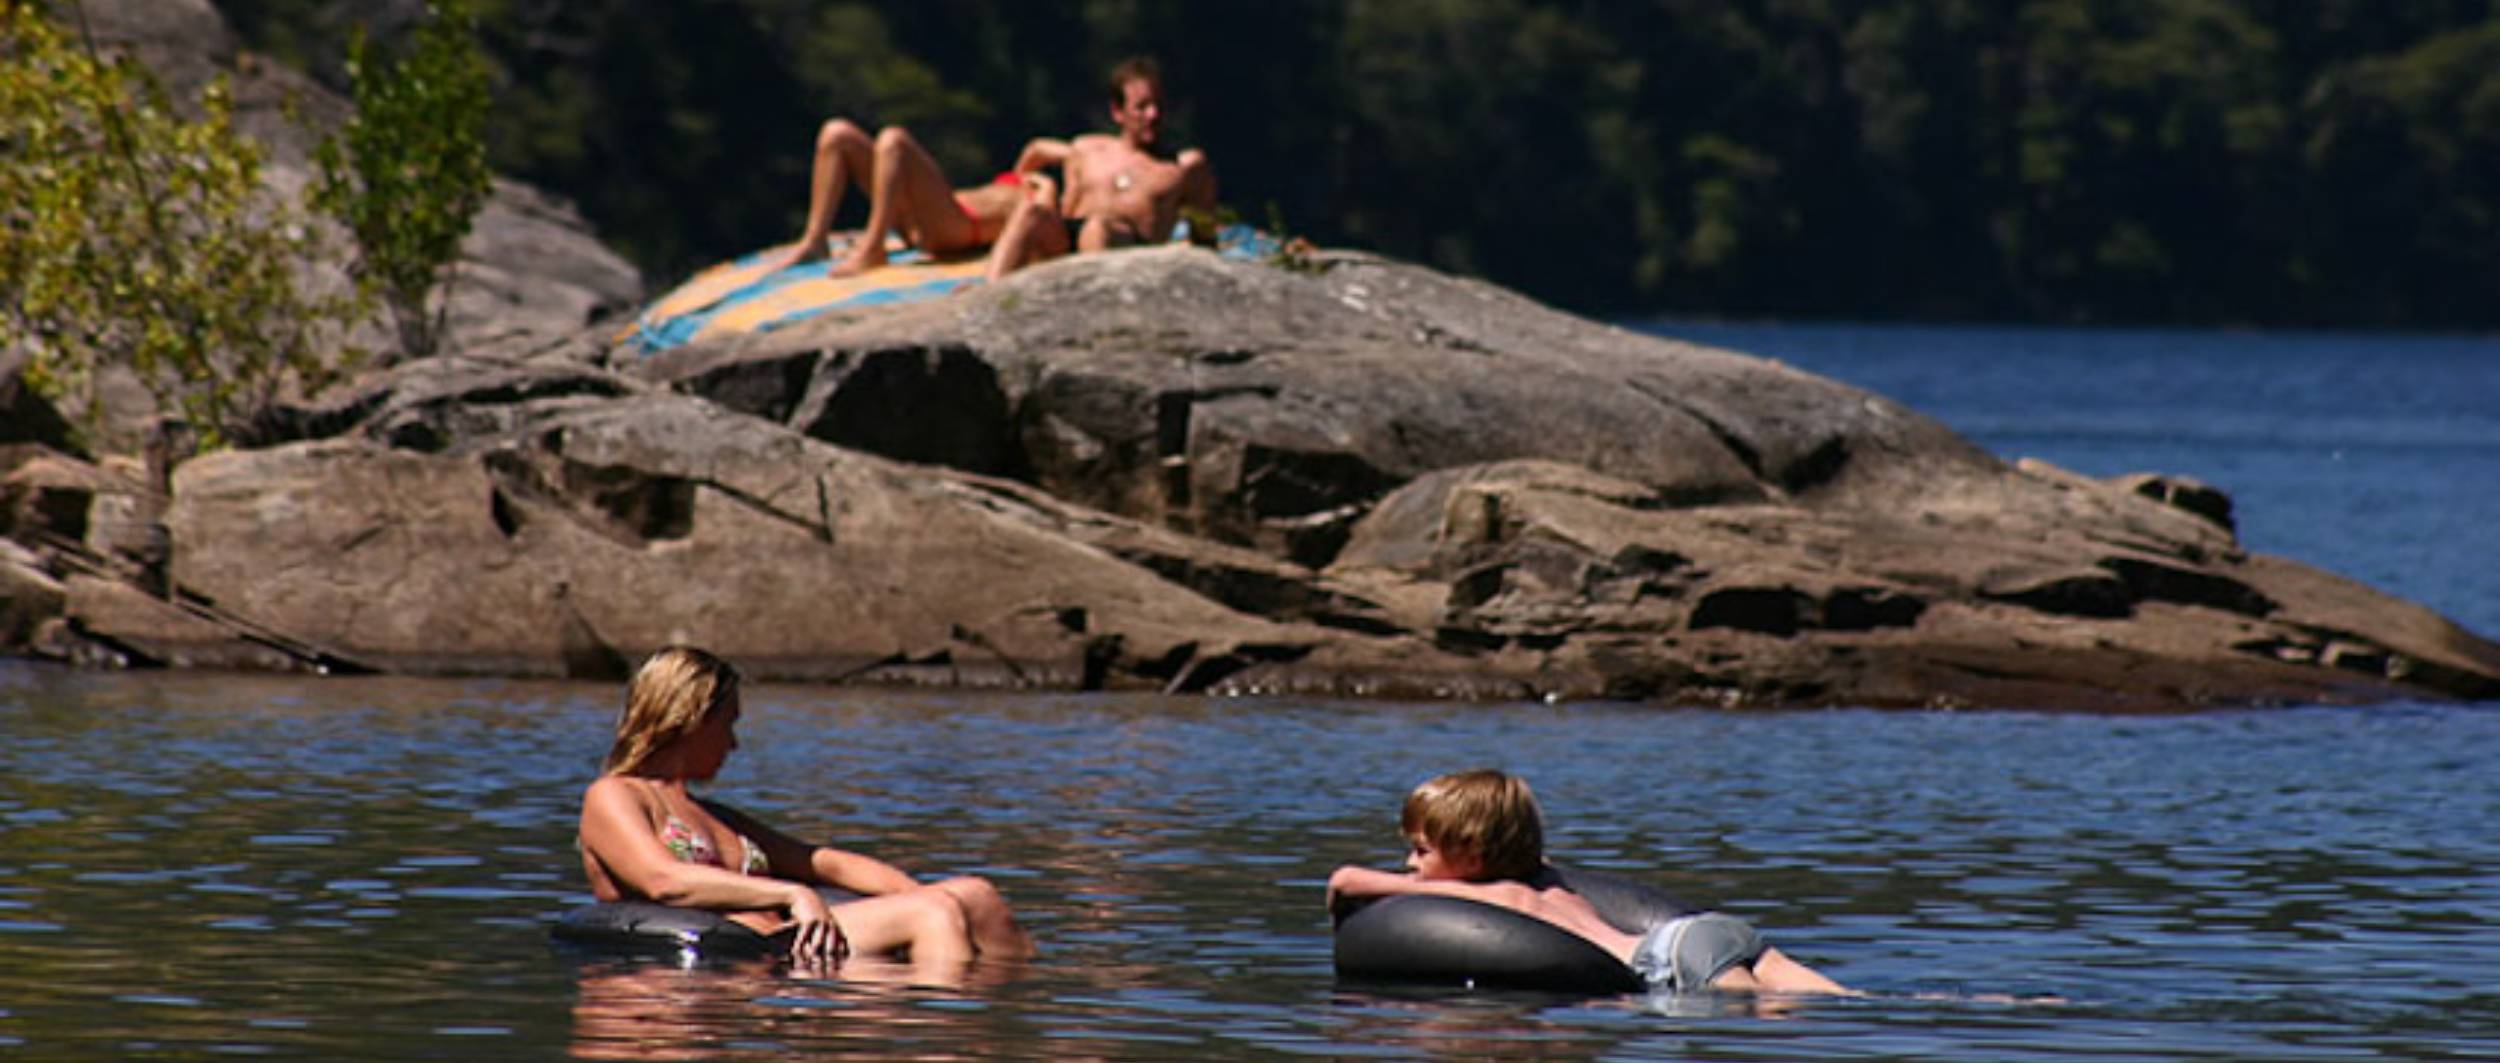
[3,668,2496,1060]
[5,324,2498,1059]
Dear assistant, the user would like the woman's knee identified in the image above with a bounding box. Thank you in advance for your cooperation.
[873,124,918,157]
[818,117,869,152]
[936,875,1006,915]
[913,888,972,937]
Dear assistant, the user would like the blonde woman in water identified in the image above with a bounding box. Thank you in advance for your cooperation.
[577,646,1032,976]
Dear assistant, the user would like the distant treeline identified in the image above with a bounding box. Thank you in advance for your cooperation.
[222,1,2500,326]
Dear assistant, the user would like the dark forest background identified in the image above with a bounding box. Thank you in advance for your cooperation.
[219,0,2500,327]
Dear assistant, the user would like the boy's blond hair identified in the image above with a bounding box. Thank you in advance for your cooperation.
[1400,769,1545,881]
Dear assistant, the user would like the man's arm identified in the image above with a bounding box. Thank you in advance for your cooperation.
[1012,137,1072,175]
[1171,148,1218,246]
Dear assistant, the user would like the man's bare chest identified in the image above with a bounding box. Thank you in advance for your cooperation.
[1078,149,1179,198]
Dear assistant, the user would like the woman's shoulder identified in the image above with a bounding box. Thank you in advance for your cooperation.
[583,774,654,808]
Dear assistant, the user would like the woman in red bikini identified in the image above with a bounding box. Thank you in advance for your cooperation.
[576,646,1033,975]
[768,117,1033,276]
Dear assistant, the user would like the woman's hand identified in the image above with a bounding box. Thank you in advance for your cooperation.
[784,883,848,969]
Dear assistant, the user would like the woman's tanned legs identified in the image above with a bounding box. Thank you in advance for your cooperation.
[773,118,875,269]
[830,125,977,277]
[829,889,974,980]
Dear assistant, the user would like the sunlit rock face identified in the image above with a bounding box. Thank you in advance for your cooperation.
[15,245,2472,710]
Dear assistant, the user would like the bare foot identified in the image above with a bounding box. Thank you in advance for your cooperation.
[826,243,886,278]
[766,239,833,272]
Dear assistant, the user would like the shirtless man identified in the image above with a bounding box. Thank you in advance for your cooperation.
[768,117,1030,275]
[985,57,1217,282]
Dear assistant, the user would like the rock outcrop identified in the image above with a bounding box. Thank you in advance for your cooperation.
[8,0,2497,709]
[12,244,2495,709]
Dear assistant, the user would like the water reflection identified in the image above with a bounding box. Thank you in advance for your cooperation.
[567,957,996,1060]
[3,666,2498,1060]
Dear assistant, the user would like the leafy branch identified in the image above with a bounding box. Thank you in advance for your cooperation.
[311,0,492,361]
[0,2,361,451]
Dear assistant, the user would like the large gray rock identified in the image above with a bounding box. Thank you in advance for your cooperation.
[75,0,237,104]
[595,246,2497,707]
[641,247,2012,560]
[1322,457,2497,708]
[160,389,1426,690]
[0,540,66,649]
[34,247,2473,708]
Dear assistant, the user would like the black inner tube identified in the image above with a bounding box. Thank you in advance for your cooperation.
[1331,865,1694,994]
[550,900,777,959]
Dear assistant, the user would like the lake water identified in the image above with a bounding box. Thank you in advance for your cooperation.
[3,323,2497,1060]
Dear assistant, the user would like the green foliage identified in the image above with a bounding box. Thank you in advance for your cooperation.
[312,0,493,360]
[782,4,990,154]
[1255,203,1324,274]
[1332,0,1631,292]
[221,0,2500,327]
[0,4,359,451]
[433,0,994,277]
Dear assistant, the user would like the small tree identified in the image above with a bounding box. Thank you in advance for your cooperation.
[0,3,361,451]
[312,0,492,361]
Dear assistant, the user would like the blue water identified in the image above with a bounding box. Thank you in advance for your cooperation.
[2,324,2497,1060]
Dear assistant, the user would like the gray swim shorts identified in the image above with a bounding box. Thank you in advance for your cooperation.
[1629,913,1767,992]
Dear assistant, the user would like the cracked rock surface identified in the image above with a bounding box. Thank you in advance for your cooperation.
[14,247,2494,709]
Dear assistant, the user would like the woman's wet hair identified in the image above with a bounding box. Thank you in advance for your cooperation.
[1401,769,1546,881]
[603,646,741,776]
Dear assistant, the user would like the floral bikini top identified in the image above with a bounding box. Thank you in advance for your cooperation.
[659,812,770,876]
